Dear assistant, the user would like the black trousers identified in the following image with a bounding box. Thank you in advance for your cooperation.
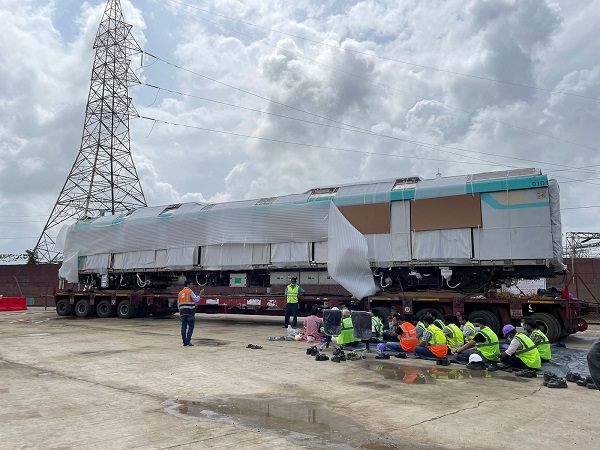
[284,302,299,328]
[500,354,531,370]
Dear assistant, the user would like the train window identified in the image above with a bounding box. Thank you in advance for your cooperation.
[308,187,339,200]
[392,177,421,190]
[256,197,277,205]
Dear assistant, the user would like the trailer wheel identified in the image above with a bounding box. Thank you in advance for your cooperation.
[74,299,93,317]
[528,312,561,342]
[117,300,136,319]
[96,299,115,318]
[56,299,72,316]
[469,310,501,335]
[415,308,443,321]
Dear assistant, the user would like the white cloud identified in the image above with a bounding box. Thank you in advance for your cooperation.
[1,0,600,256]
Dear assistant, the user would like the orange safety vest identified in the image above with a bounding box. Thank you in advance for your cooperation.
[178,287,196,315]
[398,322,419,353]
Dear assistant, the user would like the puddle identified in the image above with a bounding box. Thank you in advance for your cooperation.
[18,333,52,337]
[165,397,400,449]
[361,362,529,383]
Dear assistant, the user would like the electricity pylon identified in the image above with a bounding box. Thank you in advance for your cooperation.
[35,0,146,262]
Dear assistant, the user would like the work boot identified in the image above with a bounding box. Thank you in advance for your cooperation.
[486,362,499,371]
[497,363,513,372]
[547,378,568,389]
[394,352,408,359]
[438,358,450,366]
[375,353,390,360]
[543,371,558,386]
[515,369,538,378]
[566,372,584,383]
[587,382,598,390]
[466,362,486,370]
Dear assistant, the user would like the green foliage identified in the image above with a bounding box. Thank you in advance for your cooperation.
[25,249,39,265]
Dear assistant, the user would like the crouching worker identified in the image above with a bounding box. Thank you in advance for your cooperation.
[453,317,500,365]
[337,309,360,348]
[499,324,541,372]
[415,315,448,363]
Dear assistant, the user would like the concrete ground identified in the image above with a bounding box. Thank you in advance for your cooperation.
[1,308,599,450]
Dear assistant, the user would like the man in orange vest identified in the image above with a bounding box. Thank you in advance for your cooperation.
[385,314,419,354]
[178,280,204,346]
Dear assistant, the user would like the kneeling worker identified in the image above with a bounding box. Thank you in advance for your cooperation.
[415,315,448,361]
[499,324,541,371]
[523,318,552,363]
[337,308,360,348]
[454,317,500,364]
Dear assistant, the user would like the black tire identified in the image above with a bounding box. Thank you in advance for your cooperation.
[56,299,72,316]
[415,308,442,321]
[96,299,115,318]
[74,299,93,317]
[528,312,562,342]
[117,300,136,319]
[469,310,501,335]
[372,306,391,323]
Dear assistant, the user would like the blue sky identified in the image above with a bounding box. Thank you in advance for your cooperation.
[1,0,599,257]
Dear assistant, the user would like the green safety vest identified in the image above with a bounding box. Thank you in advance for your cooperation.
[444,323,465,351]
[474,326,500,362]
[286,285,300,304]
[426,324,447,346]
[531,329,551,360]
[372,316,383,338]
[463,321,476,341]
[416,321,426,342]
[514,333,542,369]
[337,317,360,345]
[433,319,446,330]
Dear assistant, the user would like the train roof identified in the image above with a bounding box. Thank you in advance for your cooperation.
[79,167,549,222]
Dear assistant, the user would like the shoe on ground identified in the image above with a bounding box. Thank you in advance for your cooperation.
[437,358,450,366]
[515,369,537,378]
[394,352,408,359]
[544,371,558,383]
[587,382,598,390]
[466,362,485,370]
[331,356,341,363]
[566,372,582,382]
[497,363,513,372]
[375,353,390,360]
[486,362,499,371]
[547,378,568,389]
[315,353,321,361]
[187,343,194,347]
[183,343,188,346]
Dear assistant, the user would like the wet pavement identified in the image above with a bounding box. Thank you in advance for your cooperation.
[165,397,401,450]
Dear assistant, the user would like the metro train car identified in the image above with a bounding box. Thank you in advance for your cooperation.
[57,168,565,298]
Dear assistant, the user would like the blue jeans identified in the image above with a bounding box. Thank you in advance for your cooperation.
[285,302,299,328]
[386,342,405,353]
[415,346,438,359]
[181,314,196,344]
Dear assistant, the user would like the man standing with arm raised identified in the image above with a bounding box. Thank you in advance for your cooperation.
[178,280,204,347]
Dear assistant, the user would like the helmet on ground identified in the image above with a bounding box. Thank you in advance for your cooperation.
[468,354,483,364]
[502,324,516,337]
[377,343,387,352]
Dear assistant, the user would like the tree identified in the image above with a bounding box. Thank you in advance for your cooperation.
[25,249,39,265]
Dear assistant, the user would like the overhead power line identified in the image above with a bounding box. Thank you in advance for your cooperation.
[152,0,600,102]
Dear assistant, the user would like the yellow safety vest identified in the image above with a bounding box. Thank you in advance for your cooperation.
[463,321,476,341]
[531,329,551,361]
[474,326,500,362]
[514,333,542,369]
[444,323,465,351]
[286,285,300,304]
[337,317,360,345]
[416,321,426,342]
[372,316,383,338]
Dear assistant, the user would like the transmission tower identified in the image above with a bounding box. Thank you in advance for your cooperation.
[35,0,146,262]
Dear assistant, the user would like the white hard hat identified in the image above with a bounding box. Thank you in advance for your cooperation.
[331,307,340,311]
[469,354,483,363]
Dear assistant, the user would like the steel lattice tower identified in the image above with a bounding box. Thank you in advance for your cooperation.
[35,0,146,262]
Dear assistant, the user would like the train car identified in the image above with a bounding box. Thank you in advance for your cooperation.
[57,168,565,298]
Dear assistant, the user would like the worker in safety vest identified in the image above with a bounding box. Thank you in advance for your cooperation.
[178,280,204,346]
[457,312,477,343]
[441,314,464,354]
[433,318,446,331]
[415,315,448,362]
[385,314,419,353]
[411,316,427,342]
[523,318,552,362]
[454,316,500,364]
[499,324,541,371]
[370,310,384,340]
[337,308,361,347]
[283,277,305,328]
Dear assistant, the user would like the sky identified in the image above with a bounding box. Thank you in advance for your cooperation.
[1,0,599,258]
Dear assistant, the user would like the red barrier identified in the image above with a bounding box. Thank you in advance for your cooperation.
[0,297,27,311]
